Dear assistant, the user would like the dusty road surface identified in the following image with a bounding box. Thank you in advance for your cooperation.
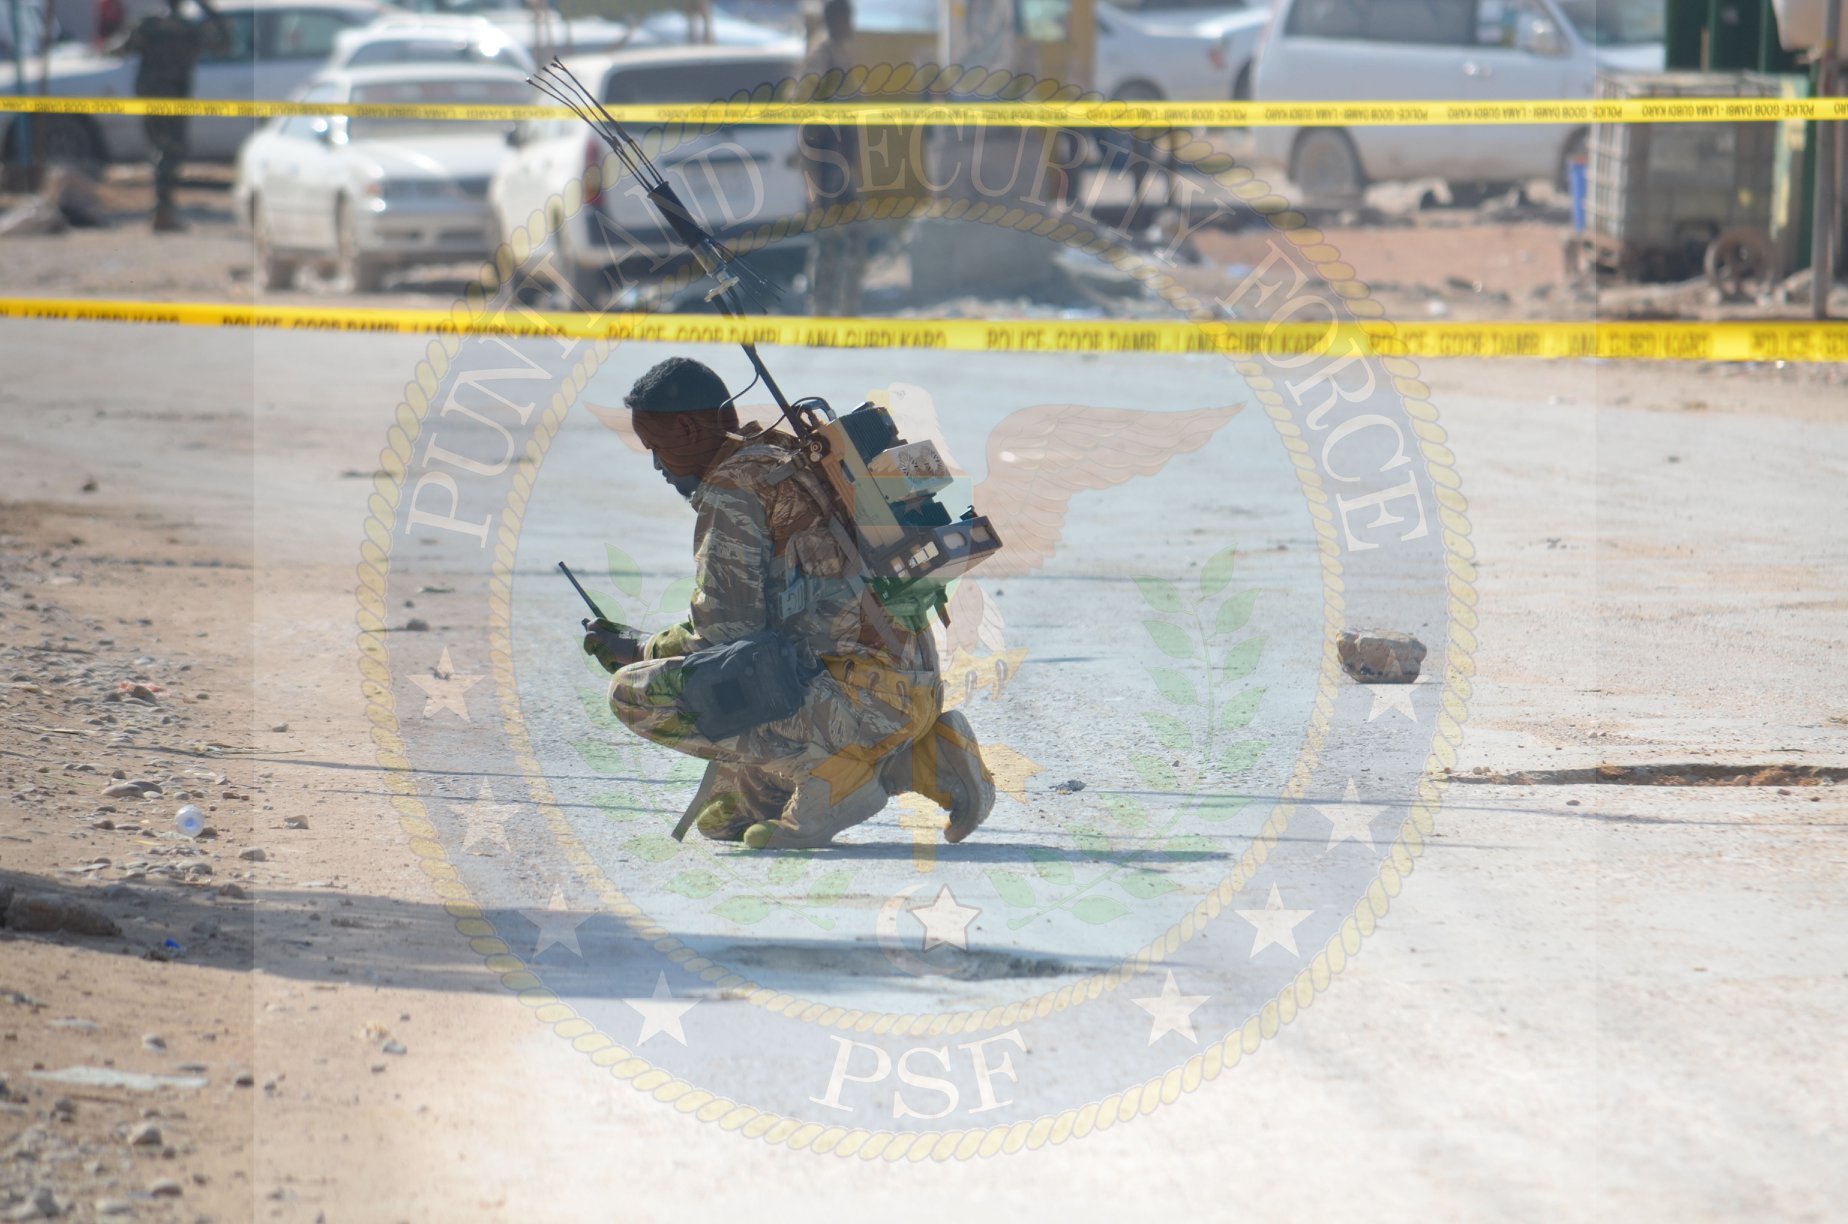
[1,303,1845,1224]
[17,162,1836,323]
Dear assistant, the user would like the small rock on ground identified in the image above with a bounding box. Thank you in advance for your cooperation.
[1337,630,1427,683]
[4,1187,60,1221]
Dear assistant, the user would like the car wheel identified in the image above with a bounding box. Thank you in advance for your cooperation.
[1705,225,1778,301]
[335,197,385,294]
[1290,128,1364,209]
[251,198,297,292]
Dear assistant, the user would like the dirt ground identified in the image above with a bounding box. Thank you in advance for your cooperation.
[1,145,1845,1221]
[8,163,1840,322]
[0,316,1843,1220]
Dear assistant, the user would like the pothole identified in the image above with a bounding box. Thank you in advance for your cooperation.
[1449,764,1847,787]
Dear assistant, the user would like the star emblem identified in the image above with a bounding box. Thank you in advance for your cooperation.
[522,885,587,958]
[408,647,483,721]
[1313,778,1382,850]
[457,779,518,856]
[626,972,697,1046]
[1235,884,1313,958]
[1131,970,1209,1045]
[909,885,981,951]
[1365,677,1422,723]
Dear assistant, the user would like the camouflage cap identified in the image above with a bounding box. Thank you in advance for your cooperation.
[625,357,732,414]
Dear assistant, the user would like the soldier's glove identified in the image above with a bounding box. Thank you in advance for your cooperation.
[582,618,642,673]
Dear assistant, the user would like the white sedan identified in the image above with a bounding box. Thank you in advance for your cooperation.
[234,63,536,291]
[1104,0,1273,99]
[1094,0,1249,102]
[488,43,807,306]
[0,0,383,165]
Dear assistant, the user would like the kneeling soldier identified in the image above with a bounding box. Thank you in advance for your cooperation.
[584,356,995,849]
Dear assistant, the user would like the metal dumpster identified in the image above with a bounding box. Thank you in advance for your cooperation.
[1581,70,1809,292]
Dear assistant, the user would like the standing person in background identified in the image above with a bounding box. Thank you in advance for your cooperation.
[794,0,866,317]
[115,0,228,231]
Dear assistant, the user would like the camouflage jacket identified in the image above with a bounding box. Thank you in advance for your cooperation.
[644,426,934,675]
[125,13,229,98]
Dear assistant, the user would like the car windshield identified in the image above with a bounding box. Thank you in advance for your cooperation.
[1555,0,1662,44]
[394,0,560,12]
[852,0,938,32]
[604,59,797,104]
[346,78,532,140]
[345,38,526,68]
[1110,0,1249,12]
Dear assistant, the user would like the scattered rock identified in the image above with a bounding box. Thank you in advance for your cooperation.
[142,1033,166,1051]
[43,164,106,228]
[216,883,248,900]
[126,1121,162,1147]
[232,1071,254,1087]
[1337,630,1427,683]
[402,618,429,632]
[99,782,145,799]
[284,816,308,830]
[5,1187,61,1221]
[381,1039,406,1056]
[1053,779,1086,793]
[238,848,267,862]
[148,1178,183,1198]
[94,1200,132,1217]
[271,722,289,732]
[3,893,120,937]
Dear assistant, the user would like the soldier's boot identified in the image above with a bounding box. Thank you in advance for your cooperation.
[927,710,996,844]
[751,769,889,850]
[693,765,789,842]
[694,791,750,842]
[876,709,994,842]
[152,202,184,233]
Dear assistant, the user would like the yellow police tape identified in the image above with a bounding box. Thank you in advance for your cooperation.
[3,296,1845,362]
[3,93,1844,127]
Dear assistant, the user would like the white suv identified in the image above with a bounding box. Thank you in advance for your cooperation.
[1251,0,1663,205]
[488,43,806,304]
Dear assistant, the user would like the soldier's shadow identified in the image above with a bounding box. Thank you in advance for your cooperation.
[720,841,1227,865]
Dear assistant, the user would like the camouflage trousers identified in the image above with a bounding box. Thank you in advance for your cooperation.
[143,115,189,207]
[609,653,986,848]
[806,224,869,318]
